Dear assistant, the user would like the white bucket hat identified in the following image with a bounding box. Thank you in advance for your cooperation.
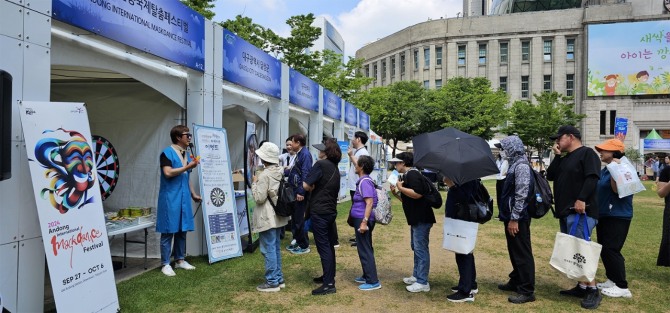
[256,142,279,164]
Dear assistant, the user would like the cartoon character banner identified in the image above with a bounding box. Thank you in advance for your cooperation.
[193,125,242,263]
[19,102,118,313]
[588,21,670,96]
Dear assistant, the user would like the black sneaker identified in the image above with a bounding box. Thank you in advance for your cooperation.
[559,283,588,298]
[349,238,356,243]
[312,284,336,295]
[350,242,357,247]
[581,288,602,310]
[446,291,474,303]
[508,293,536,304]
[498,282,517,292]
[313,276,324,284]
[450,286,479,294]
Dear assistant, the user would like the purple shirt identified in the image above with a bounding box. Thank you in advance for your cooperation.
[350,175,378,220]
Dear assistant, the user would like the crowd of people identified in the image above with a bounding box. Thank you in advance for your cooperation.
[155,125,670,310]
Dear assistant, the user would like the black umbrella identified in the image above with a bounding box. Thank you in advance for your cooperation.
[413,127,498,185]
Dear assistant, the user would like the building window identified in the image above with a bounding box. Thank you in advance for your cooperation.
[500,76,507,92]
[610,110,616,135]
[600,110,607,135]
[543,75,552,92]
[543,40,552,61]
[479,44,487,64]
[566,74,574,96]
[423,80,430,89]
[522,41,530,62]
[500,42,508,64]
[521,75,529,98]
[436,47,443,66]
[567,39,575,60]
[458,45,466,65]
[414,50,419,70]
[373,64,378,80]
[381,60,386,79]
[391,57,396,76]
[400,53,406,74]
[365,65,370,78]
[424,48,430,68]
[435,79,442,89]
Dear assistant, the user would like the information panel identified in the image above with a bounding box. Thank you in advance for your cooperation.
[359,111,370,131]
[223,29,282,98]
[193,125,243,263]
[19,101,118,313]
[52,0,205,71]
[289,68,319,112]
[323,89,342,120]
[344,102,357,126]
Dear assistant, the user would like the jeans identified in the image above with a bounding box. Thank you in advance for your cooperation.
[291,199,309,249]
[597,217,631,289]
[259,227,284,285]
[160,231,186,265]
[312,213,337,285]
[560,214,598,240]
[410,222,432,285]
[353,218,378,284]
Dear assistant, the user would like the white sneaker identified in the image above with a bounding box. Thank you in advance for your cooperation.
[406,282,430,292]
[403,276,417,285]
[161,265,176,276]
[596,279,616,289]
[175,260,196,270]
[601,285,632,298]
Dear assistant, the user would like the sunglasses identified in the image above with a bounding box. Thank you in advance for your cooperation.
[181,133,192,138]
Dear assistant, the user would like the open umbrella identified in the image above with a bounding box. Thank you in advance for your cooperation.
[413,127,498,185]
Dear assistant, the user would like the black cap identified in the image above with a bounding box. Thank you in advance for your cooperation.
[494,142,502,149]
[312,143,326,151]
[550,125,581,140]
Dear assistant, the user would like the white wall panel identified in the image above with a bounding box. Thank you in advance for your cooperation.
[16,237,44,313]
[0,35,24,139]
[23,6,51,48]
[0,142,20,245]
[0,1,23,40]
[25,0,51,16]
[23,43,50,101]
[18,142,39,240]
[0,243,18,313]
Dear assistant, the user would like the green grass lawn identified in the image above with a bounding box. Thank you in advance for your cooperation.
[116,180,670,312]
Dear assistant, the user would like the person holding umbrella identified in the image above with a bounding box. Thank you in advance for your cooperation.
[389,152,436,293]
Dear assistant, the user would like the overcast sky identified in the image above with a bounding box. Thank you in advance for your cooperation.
[212,0,463,58]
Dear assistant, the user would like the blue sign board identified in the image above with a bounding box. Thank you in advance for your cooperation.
[52,0,205,71]
[359,111,370,130]
[614,117,628,141]
[344,102,357,126]
[223,29,282,98]
[323,89,342,120]
[289,68,318,111]
[644,139,670,150]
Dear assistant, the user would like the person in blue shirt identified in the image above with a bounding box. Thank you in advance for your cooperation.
[594,139,634,298]
[285,133,313,255]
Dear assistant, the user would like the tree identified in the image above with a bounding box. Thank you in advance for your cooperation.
[277,14,322,77]
[315,50,373,101]
[181,0,215,20]
[502,92,586,168]
[356,81,426,156]
[427,77,508,139]
[221,15,281,53]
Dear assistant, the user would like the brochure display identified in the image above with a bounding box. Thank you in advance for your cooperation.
[338,141,350,200]
[19,101,118,313]
[193,125,243,263]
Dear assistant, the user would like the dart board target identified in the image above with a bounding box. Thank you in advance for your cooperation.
[92,135,120,201]
[210,187,226,207]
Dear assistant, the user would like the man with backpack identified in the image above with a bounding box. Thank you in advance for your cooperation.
[495,135,536,304]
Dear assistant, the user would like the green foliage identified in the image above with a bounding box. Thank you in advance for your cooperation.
[180,0,215,20]
[427,77,508,140]
[315,50,373,101]
[277,14,323,77]
[221,15,281,53]
[625,146,643,166]
[502,91,585,162]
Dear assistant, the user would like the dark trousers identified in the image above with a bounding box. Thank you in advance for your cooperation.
[597,217,631,289]
[353,218,378,284]
[504,219,535,295]
[312,212,337,285]
[455,253,477,294]
[291,200,309,249]
[496,179,505,210]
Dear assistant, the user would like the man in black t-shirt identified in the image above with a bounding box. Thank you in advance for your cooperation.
[389,152,436,293]
[546,125,602,310]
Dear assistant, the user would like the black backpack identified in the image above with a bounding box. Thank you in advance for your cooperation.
[268,176,296,217]
[455,180,494,224]
[528,168,554,218]
[411,169,443,208]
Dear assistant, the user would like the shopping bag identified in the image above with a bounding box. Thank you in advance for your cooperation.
[442,217,479,254]
[549,214,602,282]
[606,156,646,198]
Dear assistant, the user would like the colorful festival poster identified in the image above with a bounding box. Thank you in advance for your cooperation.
[193,125,242,263]
[614,117,628,141]
[19,101,118,313]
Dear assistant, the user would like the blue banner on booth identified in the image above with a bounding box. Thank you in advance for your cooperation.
[289,68,318,111]
[223,29,282,98]
[323,89,342,120]
[52,0,205,71]
[644,139,670,150]
[344,102,357,126]
[614,117,628,141]
[359,111,370,130]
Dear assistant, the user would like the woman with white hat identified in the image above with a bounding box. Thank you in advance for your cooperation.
[251,142,290,292]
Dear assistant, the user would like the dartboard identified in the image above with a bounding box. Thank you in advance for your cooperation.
[210,187,225,207]
[92,135,120,201]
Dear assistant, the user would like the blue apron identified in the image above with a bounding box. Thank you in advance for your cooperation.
[156,146,195,233]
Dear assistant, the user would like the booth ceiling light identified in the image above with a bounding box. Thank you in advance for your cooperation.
[323,116,335,124]
[289,105,311,115]
[51,28,188,79]
[221,84,269,103]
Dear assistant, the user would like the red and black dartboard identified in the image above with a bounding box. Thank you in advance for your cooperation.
[92,135,120,201]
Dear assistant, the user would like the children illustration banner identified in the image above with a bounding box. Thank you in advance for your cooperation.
[19,101,118,313]
[587,20,670,96]
[193,125,243,263]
